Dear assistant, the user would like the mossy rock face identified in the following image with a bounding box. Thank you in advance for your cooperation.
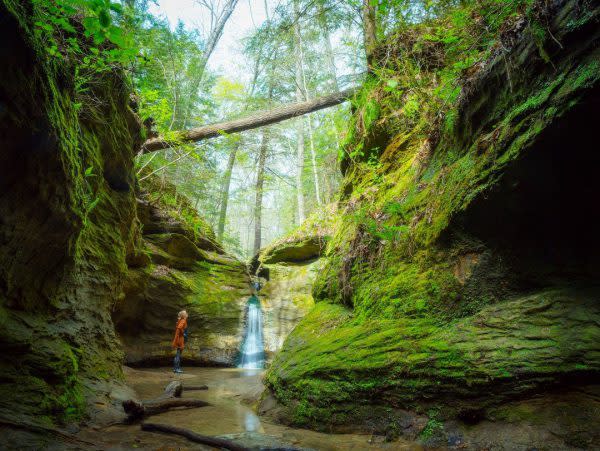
[114,186,252,366]
[137,177,224,254]
[0,2,142,429]
[259,260,324,360]
[253,222,332,361]
[144,233,208,269]
[260,237,327,265]
[115,258,252,366]
[266,289,600,431]
[265,0,600,442]
[253,205,336,271]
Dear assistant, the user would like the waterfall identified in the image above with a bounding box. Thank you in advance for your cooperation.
[238,296,265,369]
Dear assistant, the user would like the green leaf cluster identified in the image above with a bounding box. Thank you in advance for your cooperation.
[32,0,137,75]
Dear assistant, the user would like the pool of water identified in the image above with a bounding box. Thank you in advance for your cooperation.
[80,366,422,450]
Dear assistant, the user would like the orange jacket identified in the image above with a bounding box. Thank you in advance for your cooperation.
[172,318,187,349]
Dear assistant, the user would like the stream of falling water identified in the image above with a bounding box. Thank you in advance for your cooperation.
[238,295,265,369]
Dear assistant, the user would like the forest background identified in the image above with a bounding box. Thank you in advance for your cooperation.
[34,0,497,258]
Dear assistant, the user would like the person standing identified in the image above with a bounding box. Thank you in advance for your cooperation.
[172,310,188,374]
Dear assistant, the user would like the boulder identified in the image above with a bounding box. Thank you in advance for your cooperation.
[260,236,327,265]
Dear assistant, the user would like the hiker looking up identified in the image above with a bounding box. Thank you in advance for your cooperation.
[172,310,188,374]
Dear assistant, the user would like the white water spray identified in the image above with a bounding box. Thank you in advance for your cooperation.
[238,296,265,369]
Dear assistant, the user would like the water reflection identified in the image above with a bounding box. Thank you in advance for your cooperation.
[115,367,419,451]
[242,367,262,377]
[244,411,261,432]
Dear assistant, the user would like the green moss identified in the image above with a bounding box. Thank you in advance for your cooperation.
[266,289,600,428]
[420,410,444,440]
[140,174,219,247]
[0,1,139,426]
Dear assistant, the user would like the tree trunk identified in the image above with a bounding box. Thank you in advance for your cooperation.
[363,0,377,70]
[253,129,269,254]
[182,384,208,391]
[180,0,240,128]
[142,88,355,153]
[217,141,239,240]
[305,114,321,205]
[318,3,339,91]
[294,106,306,225]
[123,399,210,422]
[120,381,197,423]
[215,46,264,243]
[318,2,343,166]
[294,0,306,224]
[295,13,322,208]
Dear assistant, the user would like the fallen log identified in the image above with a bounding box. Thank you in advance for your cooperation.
[142,87,357,153]
[183,384,208,391]
[141,423,250,451]
[123,399,210,422]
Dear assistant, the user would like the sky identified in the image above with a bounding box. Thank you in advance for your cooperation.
[149,0,270,84]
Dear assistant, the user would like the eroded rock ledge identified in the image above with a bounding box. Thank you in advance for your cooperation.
[263,0,600,447]
[113,177,252,367]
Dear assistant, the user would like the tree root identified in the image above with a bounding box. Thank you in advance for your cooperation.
[141,423,250,451]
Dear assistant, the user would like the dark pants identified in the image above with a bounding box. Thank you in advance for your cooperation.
[174,348,182,371]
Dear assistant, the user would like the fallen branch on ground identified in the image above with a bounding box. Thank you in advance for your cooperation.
[123,399,210,422]
[141,423,250,451]
[183,384,209,391]
[122,381,208,422]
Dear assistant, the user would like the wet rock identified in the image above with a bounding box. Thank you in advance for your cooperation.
[260,260,323,360]
[217,432,315,451]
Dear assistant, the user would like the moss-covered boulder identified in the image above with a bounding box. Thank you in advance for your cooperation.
[254,205,336,270]
[260,237,327,265]
[264,0,600,446]
[136,174,224,254]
